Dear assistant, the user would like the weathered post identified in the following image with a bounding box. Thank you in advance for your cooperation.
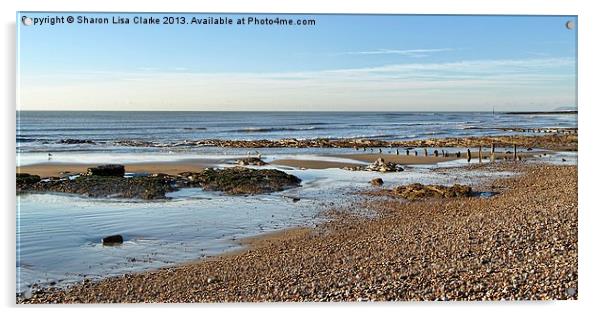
[424,148,428,157]
[490,143,496,163]
[478,146,482,163]
[406,149,410,156]
[513,144,518,161]
[467,148,472,163]
[434,150,439,157]
[396,148,399,155]
[414,150,418,156]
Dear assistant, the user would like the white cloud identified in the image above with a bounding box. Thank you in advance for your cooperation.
[340,48,454,58]
[19,57,576,111]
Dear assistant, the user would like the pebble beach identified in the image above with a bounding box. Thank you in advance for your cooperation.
[18,162,578,303]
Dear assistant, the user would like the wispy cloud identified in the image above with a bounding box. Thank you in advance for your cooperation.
[19,57,576,111]
[340,48,455,58]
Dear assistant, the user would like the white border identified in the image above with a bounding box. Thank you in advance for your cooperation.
[2,0,601,315]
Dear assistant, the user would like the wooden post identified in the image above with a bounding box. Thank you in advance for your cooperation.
[434,150,439,157]
[424,148,428,157]
[513,144,518,161]
[396,148,399,155]
[478,146,482,163]
[490,143,496,162]
[414,150,418,156]
[406,149,410,156]
[467,149,472,163]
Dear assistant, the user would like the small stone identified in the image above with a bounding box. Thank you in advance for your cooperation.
[370,178,384,186]
[102,234,124,245]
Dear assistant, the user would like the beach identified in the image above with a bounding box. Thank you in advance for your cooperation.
[14,9,582,307]
[15,111,578,302]
[18,162,577,302]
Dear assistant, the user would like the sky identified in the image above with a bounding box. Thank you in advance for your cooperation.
[17,13,577,111]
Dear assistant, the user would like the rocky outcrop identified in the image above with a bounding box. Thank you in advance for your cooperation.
[86,164,125,177]
[366,158,404,172]
[22,175,175,200]
[111,131,578,151]
[343,158,404,173]
[17,165,302,199]
[59,139,96,145]
[193,167,301,195]
[16,173,41,191]
[393,183,472,200]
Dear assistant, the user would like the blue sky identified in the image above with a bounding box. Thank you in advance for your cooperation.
[17,13,577,111]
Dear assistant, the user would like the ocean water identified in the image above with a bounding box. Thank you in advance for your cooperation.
[16,111,577,154]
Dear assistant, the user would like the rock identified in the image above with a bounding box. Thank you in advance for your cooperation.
[21,175,175,200]
[86,164,125,177]
[366,158,404,172]
[16,173,41,186]
[196,167,301,195]
[236,157,267,166]
[102,234,123,245]
[393,183,472,200]
[59,138,96,145]
[370,178,384,186]
[342,158,403,172]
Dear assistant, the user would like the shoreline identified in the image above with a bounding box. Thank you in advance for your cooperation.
[18,161,578,302]
[17,150,554,177]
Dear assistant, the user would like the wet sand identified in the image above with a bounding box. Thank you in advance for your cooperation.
[16,159,221,178]
[271,155,457,169]
[333,153,456,164]
[19,162,577,302]
[270,159,365,169]
[19,154,465,176]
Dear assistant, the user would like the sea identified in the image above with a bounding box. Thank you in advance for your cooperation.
[17,111,577,154]
[15,111,577,295]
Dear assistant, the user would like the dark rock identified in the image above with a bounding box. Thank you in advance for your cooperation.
[59,138,96,145]
[86,164,125,177]
[102,234,123,245]
[16,173,41,191]
[196,167,301,195]
[21,175,175,200]
[17,173,41,184]
[370,178,384,186]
